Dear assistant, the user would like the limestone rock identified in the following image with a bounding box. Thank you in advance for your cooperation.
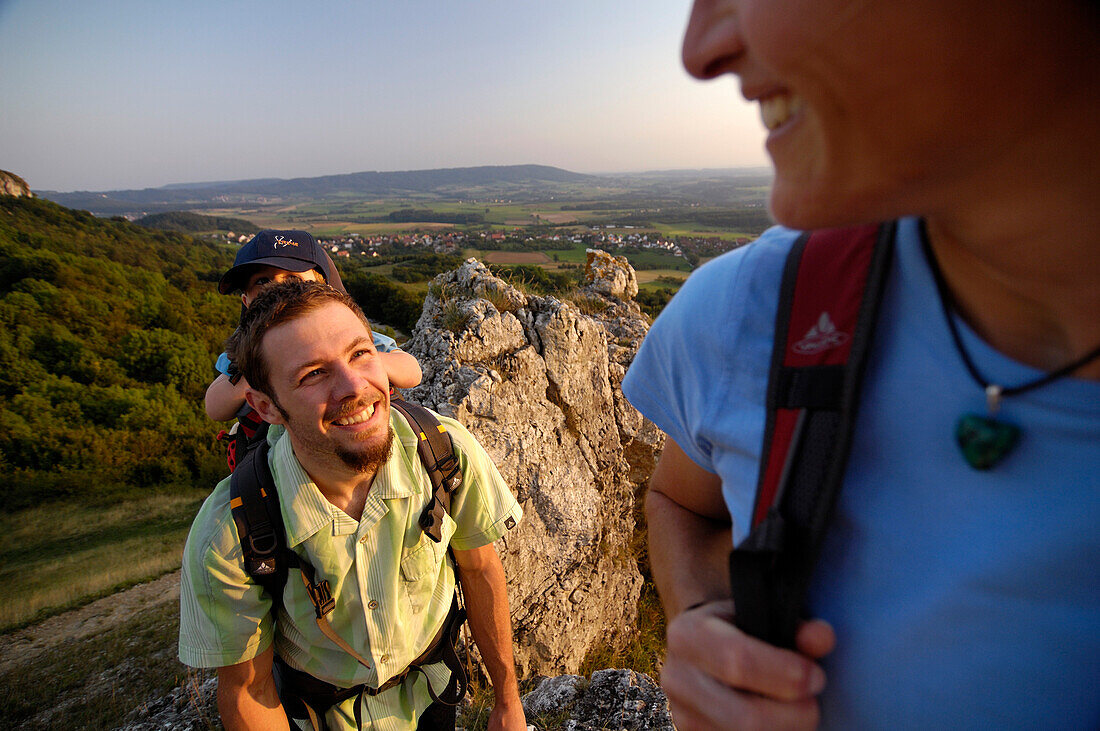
[119,674,218,730]
[522,669,674,730]
[585,249,638,300]
[403,258,662,676]
[0,170,33,198]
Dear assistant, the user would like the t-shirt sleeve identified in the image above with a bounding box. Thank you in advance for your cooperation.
[372,331,399,353]
[214,351,232,376]
[623,224,803,475]
[178,485,274,668]
[439,419,523,551]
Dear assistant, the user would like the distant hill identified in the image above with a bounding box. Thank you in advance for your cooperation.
[135,211,259,234]
[37,164,598,217]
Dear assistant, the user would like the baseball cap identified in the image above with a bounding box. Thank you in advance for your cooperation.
[218,230,344,294]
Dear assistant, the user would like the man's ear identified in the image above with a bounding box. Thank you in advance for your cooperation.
[245,388,286,426]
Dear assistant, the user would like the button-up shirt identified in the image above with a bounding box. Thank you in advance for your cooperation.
[179,408,522,729]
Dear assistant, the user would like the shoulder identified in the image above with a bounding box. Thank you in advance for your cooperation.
[182,476,244,575]
[623,226,801,457]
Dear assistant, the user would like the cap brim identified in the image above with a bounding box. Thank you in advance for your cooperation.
[218,256,319,294]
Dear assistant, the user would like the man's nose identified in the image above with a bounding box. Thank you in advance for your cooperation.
[331,362,370,402]
[682,0,745,80]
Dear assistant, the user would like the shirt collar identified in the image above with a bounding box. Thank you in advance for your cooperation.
[266,410,425,545]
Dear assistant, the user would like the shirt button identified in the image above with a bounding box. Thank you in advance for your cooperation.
[359,536,368,544]
[368,600,379,610]
[380,654,389,663]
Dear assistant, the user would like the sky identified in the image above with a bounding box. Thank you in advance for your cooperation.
[0,0,768,193]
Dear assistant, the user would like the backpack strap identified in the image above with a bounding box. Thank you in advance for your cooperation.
[729,221,895,649]
[390,398,462,543]
[230,435,294,608]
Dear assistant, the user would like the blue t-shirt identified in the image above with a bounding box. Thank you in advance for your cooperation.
[624,217,1100,728]
[215,330,400,376]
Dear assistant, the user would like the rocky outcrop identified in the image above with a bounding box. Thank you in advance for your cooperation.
[403,255,662,677]
[0,170,33,198]
[522,669,674,730]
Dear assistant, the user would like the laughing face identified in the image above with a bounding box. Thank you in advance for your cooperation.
[681,0,1050,228]
[249,300,393,475]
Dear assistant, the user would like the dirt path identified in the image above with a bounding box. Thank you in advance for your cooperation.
[0,570,180,675]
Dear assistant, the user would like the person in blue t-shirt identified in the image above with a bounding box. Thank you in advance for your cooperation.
[623,1,1100,729]
[205,230,421,422]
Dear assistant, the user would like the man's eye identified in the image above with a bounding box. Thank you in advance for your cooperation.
[300,368,324,383]
[352,349,372,359]
[251,277,271,288]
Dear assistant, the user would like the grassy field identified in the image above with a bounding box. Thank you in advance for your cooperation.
[0,487,208,632]
[0,584,207,730]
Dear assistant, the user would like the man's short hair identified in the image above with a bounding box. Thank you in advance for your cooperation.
[226,279,372,399]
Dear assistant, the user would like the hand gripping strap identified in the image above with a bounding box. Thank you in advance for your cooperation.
[390,398,461,543]
[730,222,895,648]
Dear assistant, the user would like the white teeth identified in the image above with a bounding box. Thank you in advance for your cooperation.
[760,92,804,131]
[335,403,375,426]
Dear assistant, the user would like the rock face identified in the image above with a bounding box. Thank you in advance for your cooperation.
[522,669,674,731]
[403,256,663,677]
[0,170,33,198]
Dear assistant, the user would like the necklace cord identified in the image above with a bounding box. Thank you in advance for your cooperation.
[918,219,1100,397]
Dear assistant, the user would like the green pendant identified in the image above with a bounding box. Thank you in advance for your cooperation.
[955,413,1020,470]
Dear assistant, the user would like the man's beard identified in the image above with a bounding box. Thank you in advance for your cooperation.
[336,426,394,473]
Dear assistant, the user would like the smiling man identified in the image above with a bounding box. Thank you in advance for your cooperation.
[178,280,525,731]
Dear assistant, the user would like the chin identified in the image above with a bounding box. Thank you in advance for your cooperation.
[768,175,900,232]
[336,427,395,473]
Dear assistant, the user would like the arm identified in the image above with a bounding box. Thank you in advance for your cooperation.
[381,349,422,389]
[216,646,291,731]
[205,372,249,421]
[453,544,525,731]
[647,439,835,730]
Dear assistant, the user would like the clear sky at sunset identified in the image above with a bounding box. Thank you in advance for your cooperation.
[0,0,768,192]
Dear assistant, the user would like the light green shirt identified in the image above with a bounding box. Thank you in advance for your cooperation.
[179,408,522,730]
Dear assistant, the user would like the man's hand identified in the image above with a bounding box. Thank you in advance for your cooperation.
[661,600,835,730]
[487,696,527,731]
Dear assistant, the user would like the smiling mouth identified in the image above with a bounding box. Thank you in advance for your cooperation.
[333,402,376,426]
[760,92,804,131]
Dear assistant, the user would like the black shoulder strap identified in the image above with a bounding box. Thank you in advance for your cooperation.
[230,435,296,607]
[729,221,895,648]
[390,398,462,543]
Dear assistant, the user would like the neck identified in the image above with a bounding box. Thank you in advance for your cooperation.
[920,85,1100,379]
[289,440,379,521]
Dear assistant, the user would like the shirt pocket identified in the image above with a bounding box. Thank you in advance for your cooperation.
[399,514,456,613]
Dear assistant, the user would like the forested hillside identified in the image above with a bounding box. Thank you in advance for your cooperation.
[0,196,240,509]
[134,210,259,234]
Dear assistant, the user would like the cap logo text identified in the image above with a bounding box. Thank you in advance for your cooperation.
[273,235,300,249]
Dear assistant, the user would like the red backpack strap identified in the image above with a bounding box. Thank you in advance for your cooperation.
[729,221,896,648]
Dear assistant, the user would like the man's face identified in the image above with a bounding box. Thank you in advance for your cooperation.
[249,301,393,474]
[242,265,323,307]
[680,0,1040,229]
